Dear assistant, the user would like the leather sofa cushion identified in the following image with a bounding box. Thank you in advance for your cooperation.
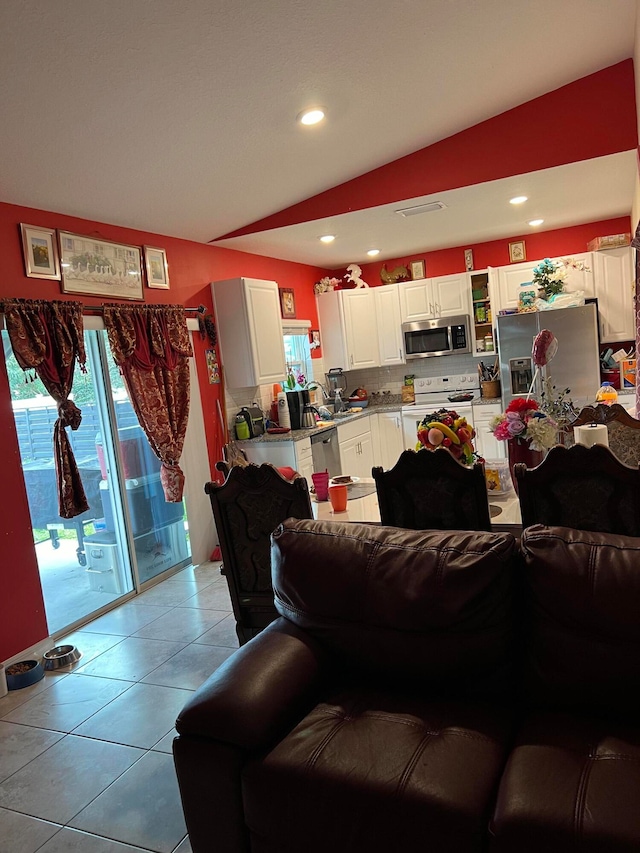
[271,520,518,698]
[490,709,640,852]
[244,687,514,853]
[520,525,640,713]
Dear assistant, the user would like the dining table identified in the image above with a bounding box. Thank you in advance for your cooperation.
[312,477,523,531]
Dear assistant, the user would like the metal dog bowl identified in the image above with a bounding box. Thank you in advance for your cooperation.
[43,645,82,670]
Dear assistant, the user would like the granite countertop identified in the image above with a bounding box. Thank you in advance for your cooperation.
[240,402,403,444]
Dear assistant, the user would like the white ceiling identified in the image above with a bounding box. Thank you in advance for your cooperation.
[0,0,636,266]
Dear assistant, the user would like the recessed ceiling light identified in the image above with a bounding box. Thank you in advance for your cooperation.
[319,234,335,243]
[367,249,380,257]
[510,196,528,205]
[528,219,544,227]
[298,108,325,126]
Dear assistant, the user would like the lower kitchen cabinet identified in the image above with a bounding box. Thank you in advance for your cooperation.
[472,404,506,460]
[376,411,405,470]
[337,417,374,479]
[239,437,313,486]
[295,439,314,484]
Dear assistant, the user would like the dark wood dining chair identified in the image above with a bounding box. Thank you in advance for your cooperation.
[568,403,640,467]
[205,463,313,644]
[514,443,640,535]
[372,448,492,531]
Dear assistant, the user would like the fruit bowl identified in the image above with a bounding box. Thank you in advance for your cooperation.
[348,397,369,408]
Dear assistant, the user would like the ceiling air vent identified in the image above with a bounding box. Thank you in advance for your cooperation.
[395,201,447,217]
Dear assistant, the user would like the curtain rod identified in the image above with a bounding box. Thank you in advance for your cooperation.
[81,305,203,313]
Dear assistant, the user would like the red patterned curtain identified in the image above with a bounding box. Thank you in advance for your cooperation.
[103,304,192,501]
[4,299,88,518]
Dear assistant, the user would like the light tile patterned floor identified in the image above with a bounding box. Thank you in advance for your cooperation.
[0,561,237,853]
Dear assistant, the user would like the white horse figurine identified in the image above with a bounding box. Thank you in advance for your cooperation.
[344,263,369,288]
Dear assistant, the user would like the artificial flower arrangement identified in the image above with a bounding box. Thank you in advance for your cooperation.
[489,398,557,451]
[416,408,478,465]
[532,257,590,301]
[313,276,342,294]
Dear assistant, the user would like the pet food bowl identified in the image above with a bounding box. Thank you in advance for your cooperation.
[5,660,45,690]
[43,645,82,670]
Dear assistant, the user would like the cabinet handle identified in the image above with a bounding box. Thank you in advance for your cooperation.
[429,302,434,315]
[398,348,402,361]
[350,354,354,367]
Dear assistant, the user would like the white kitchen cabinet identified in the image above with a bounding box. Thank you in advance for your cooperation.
[316,289,380,370]
[337,417,374,479]
[593,247,635,342]
[472,404,506,460]
[211,277,286,387]
[238,436,314,488]
[399,274,470,322]
[374,284,405,365]
[295,438,314,486]
[493,262,538,314]
[376,411,405,470]
[492,253,595,315]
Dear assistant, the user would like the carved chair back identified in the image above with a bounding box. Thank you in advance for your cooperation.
[205,464,313,644]
[372,448,492,532]
[514,443,640,535]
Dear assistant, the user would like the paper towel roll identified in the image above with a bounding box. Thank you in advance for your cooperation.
[573,423,609,448]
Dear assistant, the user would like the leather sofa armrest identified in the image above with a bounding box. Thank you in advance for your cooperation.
[175,618,329,751]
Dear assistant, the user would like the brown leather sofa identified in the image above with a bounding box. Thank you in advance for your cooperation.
[173,519,640,853]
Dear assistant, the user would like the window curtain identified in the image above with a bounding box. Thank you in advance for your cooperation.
[102,303,192,501]
[4,299,89,518]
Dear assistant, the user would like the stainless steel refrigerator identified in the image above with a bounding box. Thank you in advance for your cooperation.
[496,303,600,408]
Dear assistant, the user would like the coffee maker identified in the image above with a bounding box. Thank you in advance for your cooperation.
[286,389,310,430]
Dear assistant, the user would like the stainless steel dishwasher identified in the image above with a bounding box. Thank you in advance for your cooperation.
[310,428,341,478]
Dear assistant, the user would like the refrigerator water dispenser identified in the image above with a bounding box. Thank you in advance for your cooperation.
[509,357,533,396]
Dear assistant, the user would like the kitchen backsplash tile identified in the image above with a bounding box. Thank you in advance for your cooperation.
[345,353,484,396]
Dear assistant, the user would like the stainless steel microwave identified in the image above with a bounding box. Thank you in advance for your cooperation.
[402,314,471,360]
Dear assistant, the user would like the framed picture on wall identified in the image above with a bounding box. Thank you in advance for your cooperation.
[280,288,296,318]
[19,224,61,279]
[144,246,170,289]
[509,240,526,263]
[58,231,144,300]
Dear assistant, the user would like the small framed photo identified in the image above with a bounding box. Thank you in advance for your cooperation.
[20,224,60,279]
[144,246,170,289]
[509,240,526,263]
[309,329,321,349]
[410,259,426,280]
[464,248,474,271]
[280,288,296,318]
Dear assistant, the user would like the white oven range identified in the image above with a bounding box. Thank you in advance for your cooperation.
[401,373,481,450]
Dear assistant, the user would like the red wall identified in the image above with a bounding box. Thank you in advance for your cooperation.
[357,217,633,283]
[0,201,324,659]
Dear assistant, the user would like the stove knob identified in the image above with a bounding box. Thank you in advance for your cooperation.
[460,377,466,383]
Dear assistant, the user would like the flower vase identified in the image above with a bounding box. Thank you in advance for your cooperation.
[507,439,543,492]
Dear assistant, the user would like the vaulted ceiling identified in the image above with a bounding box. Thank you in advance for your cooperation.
[0,1,636,266]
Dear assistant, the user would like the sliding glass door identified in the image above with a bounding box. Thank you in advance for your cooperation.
[4,328,191,635]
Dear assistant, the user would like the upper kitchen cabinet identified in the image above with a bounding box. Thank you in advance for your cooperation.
[399,273,470,322]
[492,261,538,313]
[592,247,635,343]
[373,284,405,366]
[492,253,595,314]
[316,289,380,370]
[211,277,286,387]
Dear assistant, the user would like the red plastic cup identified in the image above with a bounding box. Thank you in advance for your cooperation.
[328,483,348,512]
[311,471,330,501]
